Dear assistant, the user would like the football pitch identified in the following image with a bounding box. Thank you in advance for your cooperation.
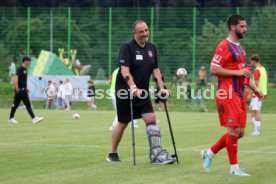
[0,109,276,184]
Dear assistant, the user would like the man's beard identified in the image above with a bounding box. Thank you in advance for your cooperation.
[235,30,245,39]
[141,36,148,43]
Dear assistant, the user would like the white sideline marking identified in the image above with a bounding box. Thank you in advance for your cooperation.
[1,142,276,154]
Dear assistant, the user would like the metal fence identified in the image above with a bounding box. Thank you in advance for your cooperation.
[1,7,276,85]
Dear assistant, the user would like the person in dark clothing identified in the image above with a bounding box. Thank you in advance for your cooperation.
[8,56,43,124]
[106,20,175,164]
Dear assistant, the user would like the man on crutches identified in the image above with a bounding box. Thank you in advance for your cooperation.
[106,20,176,165]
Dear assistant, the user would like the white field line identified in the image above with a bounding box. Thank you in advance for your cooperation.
[1,142,276,154]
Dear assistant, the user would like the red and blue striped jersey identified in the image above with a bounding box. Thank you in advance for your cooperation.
[211,38,247,99]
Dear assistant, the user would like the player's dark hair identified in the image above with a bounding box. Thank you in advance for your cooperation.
[227,14,246,30]
[22,56,31,63]
[250,54,260,63]
[132,20,147,32]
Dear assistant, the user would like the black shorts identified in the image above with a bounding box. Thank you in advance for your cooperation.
[116,97,154,124]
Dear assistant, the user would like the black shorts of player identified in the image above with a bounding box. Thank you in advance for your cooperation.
[116,97,154,124]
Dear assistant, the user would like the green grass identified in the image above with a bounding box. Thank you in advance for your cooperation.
[1,109,276,184]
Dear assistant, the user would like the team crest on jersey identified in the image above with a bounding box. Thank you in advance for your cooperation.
[212,54,222,63]
[148,51,153,58]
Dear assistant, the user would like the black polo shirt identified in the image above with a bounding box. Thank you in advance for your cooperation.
[16,66,28,89]
[116,39,158,93]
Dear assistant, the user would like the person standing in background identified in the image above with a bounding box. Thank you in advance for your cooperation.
[9,61,16,86]
[63,79,73,110]
[198,66,207,87]
[56,81,65,109]
[87,80,97,110]
[249,54,267,136]
[45,80,56,109]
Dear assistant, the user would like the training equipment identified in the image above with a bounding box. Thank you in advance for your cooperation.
[201,150,212,173]
[130,89,136,165]
[163,99,179,163]
[125,76,136,165]
[72,113,80,120]
[147,125,176,164]
[176,68,187,78]
[230,169,250,176]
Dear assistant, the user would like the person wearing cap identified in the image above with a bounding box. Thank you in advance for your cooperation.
[8,56,43,124]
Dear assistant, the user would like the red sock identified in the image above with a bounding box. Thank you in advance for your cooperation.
[210,133,227,154]
[226,134,238,164]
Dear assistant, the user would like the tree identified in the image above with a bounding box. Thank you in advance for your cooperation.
[194,6,276,82]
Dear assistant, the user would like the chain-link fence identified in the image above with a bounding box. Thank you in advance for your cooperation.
[1,7,276,85]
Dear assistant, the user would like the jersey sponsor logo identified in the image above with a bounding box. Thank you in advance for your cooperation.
[119,59,125,63]
[212,54,222,63]
[23,70,26,74]
[148,51,153,58]
[136,55,143,60]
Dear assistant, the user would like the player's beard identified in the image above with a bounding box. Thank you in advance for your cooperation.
[235,29,245,39]
[140,36,148,44]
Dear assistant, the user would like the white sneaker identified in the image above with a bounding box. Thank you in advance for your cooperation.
[8,118,18,124]
[32,117,44,124]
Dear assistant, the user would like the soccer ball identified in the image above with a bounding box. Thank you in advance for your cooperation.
[176,68,187,78]
[72,113,80,120]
